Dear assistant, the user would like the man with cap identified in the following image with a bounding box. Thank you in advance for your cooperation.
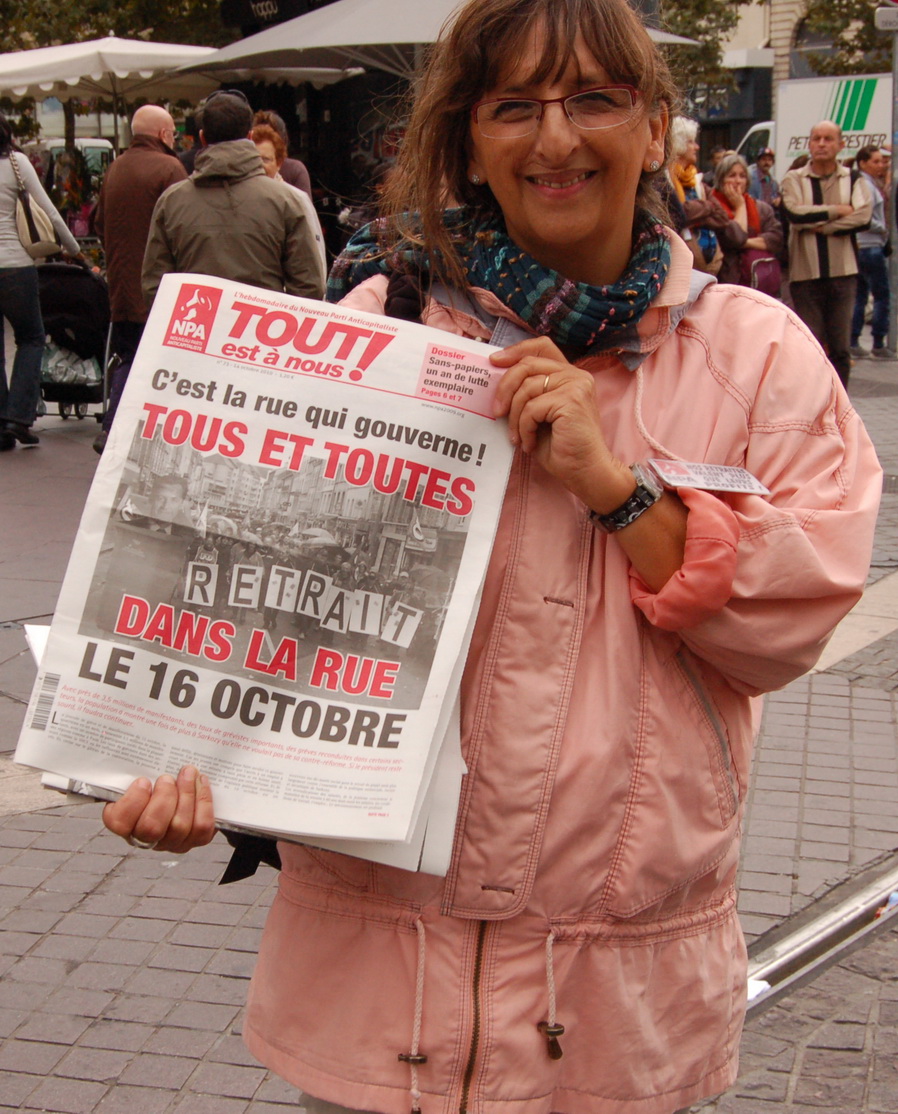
[748,148,781,208]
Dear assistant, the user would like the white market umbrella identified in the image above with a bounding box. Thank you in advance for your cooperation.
[0,34,361,148]
[178,0,697,82]
[0,35,219,103]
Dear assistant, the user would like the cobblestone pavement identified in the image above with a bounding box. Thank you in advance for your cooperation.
[3,343,898,1112]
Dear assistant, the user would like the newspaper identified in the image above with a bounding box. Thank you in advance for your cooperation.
[15,273,513,854]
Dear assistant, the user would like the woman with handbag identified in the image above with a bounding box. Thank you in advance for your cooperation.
[711,152,784,296]
[0,111,83,451]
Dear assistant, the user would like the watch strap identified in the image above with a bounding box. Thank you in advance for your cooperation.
[589,463,664,533]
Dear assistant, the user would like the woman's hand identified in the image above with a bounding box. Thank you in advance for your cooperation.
[722,182,745,211]
[102,765,216,853]
[490,336,634,512]
[491,336,689,591]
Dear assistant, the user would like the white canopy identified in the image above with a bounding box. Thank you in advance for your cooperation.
[0,34,357,103]
[178,0,697,82]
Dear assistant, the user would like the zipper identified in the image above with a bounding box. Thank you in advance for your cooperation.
[675,650,738,817]
[459,920,489,1114]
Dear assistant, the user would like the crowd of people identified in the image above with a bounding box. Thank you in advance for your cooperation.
[0,0,887,1111]
[662,115,892,386]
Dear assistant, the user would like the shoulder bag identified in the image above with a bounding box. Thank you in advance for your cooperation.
[9,152,62,259]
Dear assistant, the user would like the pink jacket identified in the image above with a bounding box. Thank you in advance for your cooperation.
[244,235,881,1114]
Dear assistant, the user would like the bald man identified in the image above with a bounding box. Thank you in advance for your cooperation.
[781,120,872,386]
[93,106,187,452]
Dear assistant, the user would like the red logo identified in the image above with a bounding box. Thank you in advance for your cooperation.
[164,284,222,352]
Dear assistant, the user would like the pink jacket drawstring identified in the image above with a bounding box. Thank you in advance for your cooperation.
[398,917,428,1113]
[537,929,564,1060]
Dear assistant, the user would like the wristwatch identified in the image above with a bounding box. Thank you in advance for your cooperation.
[589,462,664,533]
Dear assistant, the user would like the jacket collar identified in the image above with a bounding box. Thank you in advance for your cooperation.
[129,134,177,157]
[192,139,265,184]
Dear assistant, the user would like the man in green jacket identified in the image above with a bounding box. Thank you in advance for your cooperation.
[142,91,325,310]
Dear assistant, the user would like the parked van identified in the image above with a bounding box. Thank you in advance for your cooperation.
[22,137,114,183]
[736,73,890,171]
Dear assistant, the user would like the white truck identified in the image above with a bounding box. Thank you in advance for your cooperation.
[736,73,891,171]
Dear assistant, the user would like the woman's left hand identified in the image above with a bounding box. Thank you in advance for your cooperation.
[491,336,689,591]
[490,336,633,512]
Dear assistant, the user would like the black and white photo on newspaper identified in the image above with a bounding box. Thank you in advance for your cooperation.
[16,274,513,854]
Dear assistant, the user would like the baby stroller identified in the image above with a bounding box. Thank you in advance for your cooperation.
[37,261,110,420]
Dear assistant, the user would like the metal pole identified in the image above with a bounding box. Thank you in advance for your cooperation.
[889,28,898,352]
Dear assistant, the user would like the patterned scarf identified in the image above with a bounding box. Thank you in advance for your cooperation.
[327,209,671,357]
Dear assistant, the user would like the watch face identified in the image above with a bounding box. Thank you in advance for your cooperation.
[631,463,664,500]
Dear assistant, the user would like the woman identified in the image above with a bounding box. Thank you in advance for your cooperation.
[252,122,288,182]
[253,121,327,272]
[0,113,83,450]
[102,1,881,1111]
[667,115,727,272]
[711,152,783,292]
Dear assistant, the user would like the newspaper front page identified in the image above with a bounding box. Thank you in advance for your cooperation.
[16,274,513,848]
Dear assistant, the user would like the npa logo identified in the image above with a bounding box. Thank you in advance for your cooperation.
[164,284,222,352]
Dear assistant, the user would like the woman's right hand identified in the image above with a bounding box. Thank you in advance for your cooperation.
[102,765,216,853]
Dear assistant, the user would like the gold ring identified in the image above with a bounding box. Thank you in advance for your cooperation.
[542,375,551,394]
[127,834,159,851]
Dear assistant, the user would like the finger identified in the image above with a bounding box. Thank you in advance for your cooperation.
[493,354,567,421]
[102,777,154,841]
[123,772,180,848]
[156,766,215,853]
[489,335,566,367]
[506,365,558,442]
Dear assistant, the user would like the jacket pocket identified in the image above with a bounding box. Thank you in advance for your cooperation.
[598,636,743,919]
[673,648,739,825]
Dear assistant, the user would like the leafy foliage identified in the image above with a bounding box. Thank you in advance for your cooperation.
[0,0,232,52]
[801,0,892,75]
[660,0,754,94]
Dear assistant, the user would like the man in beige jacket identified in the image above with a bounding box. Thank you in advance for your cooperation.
[781,119,873,385]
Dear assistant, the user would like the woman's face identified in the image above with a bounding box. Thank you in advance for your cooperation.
[466,28,665,286]
[723,164,748,194]
[680,136,699,167]
[255,139,280,178]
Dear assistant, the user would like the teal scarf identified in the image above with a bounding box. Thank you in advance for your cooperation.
[327,209,671,356]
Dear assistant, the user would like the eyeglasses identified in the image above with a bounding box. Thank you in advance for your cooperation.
[203,88,251,107]
[471,85,638,139]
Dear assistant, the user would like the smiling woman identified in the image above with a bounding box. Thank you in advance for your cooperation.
[101,1,882,1112]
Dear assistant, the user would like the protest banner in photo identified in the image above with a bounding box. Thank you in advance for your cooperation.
[16,274,513,851]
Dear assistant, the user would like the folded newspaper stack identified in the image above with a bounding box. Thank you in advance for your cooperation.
[16,274,514,875]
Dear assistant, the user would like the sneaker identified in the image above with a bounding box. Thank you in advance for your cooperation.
[872,347,894,359]
[850,345,870,358]
[92,430,108,455]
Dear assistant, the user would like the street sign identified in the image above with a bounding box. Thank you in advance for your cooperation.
[876,7,898,30]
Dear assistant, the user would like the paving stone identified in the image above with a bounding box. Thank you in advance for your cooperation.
[171,1095,248,1114]
[0,1037,69,1073]
[102,995,173,1025]
[0,1071,42,1106]
[186,1062,268,1098]
[54,1047,133,1083]
[165,1001,241,1032]
[118,1052,198,1089]
[147,944,215,973]
[94,1084,177,1114]
[79,1020,155,1052]
[15,1011,94,1044]
[143,1026,220,1059]
[251,1075,304,1104]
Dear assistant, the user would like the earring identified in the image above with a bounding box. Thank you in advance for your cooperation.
[470,174,482,185]
[648,160,661,172]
